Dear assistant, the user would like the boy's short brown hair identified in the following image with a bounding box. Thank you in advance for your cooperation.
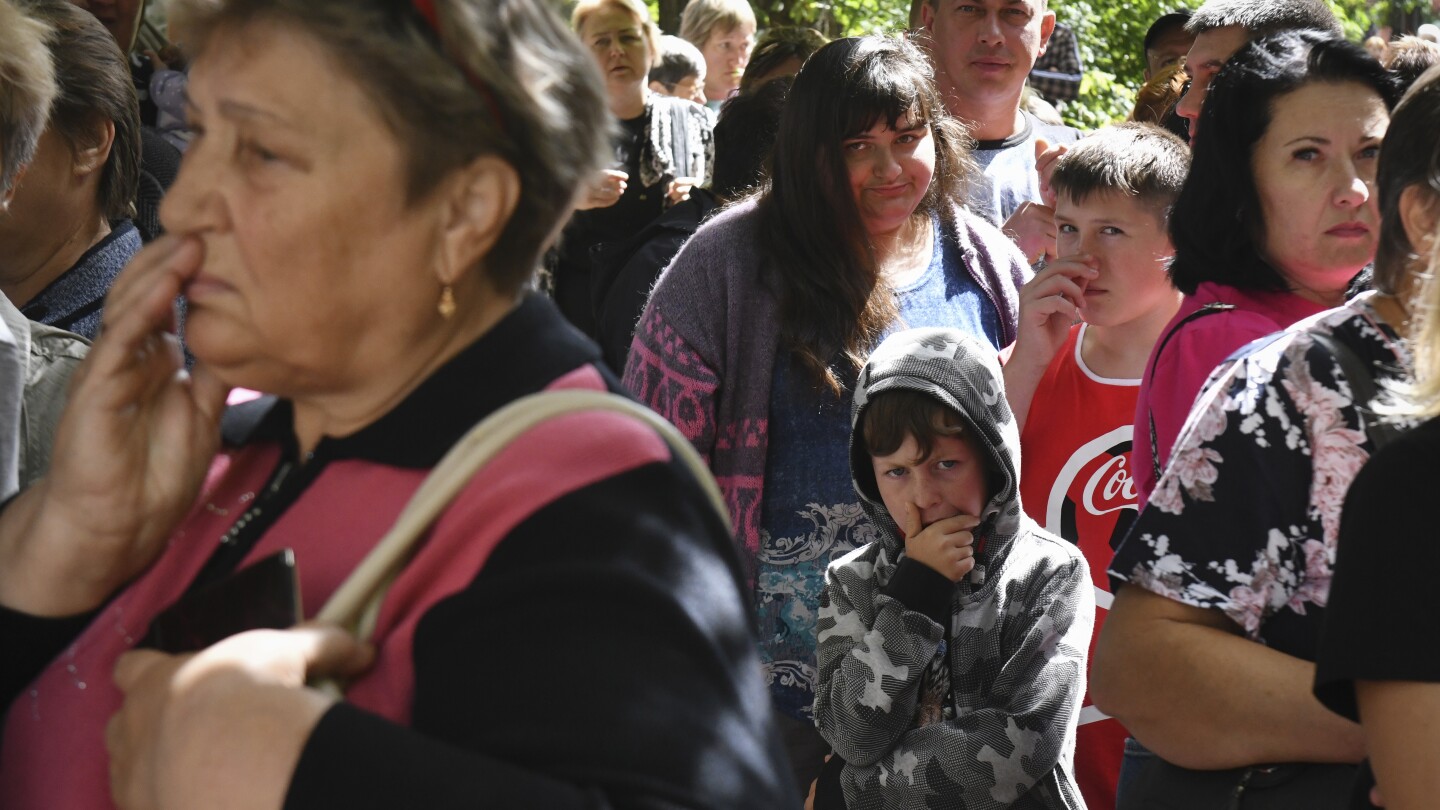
[861,389,969,460]
[1049,122,1190,224]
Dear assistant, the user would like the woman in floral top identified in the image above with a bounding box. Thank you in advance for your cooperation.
[1091,31,1418,807]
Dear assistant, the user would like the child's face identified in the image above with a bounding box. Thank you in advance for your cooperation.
[1055,190,1178,330]
[670,73,707,106]
[870,432,989,531]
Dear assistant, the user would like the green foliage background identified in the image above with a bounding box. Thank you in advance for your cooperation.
[1054,0,1432,130]
[650,0,1435,130]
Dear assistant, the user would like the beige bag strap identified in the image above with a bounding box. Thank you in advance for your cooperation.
[314,389,728,642]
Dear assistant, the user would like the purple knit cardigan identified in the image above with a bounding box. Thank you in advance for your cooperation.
[623,198,1028,577]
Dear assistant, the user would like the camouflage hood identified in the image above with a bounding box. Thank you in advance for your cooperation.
[848,327,1027,580]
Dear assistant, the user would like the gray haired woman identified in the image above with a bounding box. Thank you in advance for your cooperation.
[0,1,791,807]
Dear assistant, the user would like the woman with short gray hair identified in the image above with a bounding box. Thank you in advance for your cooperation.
[0,1,790,807]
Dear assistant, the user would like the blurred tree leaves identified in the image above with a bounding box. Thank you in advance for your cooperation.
[1056,0,1432,129]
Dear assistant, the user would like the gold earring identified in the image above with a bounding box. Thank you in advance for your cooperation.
[438,285,457,319]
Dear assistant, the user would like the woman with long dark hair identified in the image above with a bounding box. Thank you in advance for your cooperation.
[624,35,1027,798]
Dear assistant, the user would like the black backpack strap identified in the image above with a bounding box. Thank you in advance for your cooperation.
[1308,331,1403,451]
[1148,302,1236,483]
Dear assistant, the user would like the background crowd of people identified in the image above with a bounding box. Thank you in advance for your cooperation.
[2,0,1440,807]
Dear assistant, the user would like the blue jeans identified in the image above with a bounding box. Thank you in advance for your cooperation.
[1115,736,1156,808]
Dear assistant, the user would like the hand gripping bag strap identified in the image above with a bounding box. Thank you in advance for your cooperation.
[315,389,730,644]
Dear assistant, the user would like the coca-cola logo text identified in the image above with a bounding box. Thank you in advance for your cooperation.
[1082,454,1137,516]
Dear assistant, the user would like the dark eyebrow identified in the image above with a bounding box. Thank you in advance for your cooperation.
[1282,136,1328,147]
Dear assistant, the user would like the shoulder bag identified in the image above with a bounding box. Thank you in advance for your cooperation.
[312,389,728,689]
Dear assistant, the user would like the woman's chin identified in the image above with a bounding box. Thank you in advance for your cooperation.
[862,212,919,241]
[1278,264,1369,305]
[183,318,251,375]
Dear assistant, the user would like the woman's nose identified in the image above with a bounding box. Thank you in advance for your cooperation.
[1332,164,1371,208]
[872,149,902,180]
[159,145,221,235]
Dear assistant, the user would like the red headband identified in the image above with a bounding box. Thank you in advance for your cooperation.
[410,0,508,135]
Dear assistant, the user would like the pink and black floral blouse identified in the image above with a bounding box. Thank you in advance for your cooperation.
[1108,293,1411,659]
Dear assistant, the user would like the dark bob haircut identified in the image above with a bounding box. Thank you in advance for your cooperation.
[1372,65,1440,294]
[1168,29,1401,296]
[1186,0,1340,39]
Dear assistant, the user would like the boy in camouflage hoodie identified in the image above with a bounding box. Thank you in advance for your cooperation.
[813,328,1093,809]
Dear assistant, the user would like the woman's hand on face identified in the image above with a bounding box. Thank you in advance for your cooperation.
[1013,255,1095,363]
[0,236,231,616]
[575,169,628,210]
[900,503,979,584]
[107,625,373,810]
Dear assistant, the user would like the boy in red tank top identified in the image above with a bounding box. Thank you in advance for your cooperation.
[1000,123,1189,810]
